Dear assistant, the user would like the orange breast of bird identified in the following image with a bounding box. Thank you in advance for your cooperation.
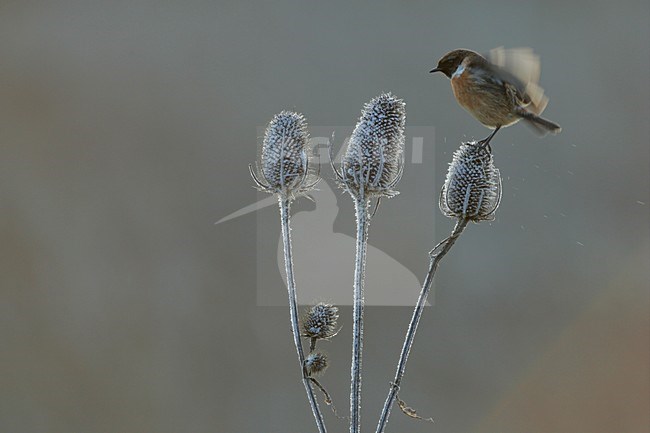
[450,67,478,112]
[450,65,518,128]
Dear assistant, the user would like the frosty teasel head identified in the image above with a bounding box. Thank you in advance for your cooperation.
[439,142,502,222]
[250,111,318,198]
[333,93,406,199]
[301,303,339,341]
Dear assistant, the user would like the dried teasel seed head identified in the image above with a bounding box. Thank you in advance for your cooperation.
[304,351,329,377]
[439,142,502,222]
[250,111,317,198]
[338,93,406,198]
[302,303,339,341]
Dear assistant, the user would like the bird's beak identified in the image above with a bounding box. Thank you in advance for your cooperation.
[429,68,441,74]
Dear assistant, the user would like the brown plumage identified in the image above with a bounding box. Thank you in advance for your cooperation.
[431,47,561,147]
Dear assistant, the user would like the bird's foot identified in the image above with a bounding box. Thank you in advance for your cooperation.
[476,126,500,154]
[477,138,492,153]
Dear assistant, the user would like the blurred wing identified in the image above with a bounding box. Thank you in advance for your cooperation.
[490,47,540,85]
[489,47,549,115]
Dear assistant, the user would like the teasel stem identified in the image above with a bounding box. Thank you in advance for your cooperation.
[350,193,370,433]
[334,93,405,433]
[375,217,470,433]
[279,197,327,433]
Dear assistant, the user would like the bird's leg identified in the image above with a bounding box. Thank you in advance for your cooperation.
[478,126,501,152]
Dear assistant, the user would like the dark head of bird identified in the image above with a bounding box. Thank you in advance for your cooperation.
[430,49,484,78]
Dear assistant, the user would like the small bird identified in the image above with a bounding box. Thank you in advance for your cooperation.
[430,47,561,148]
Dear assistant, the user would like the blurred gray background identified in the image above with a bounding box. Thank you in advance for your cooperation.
[1,1,648,432]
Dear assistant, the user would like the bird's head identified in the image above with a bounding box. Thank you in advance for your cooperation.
[430,49,482,78]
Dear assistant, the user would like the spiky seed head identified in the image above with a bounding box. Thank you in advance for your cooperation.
[304,351,328,377]
[252,111,317,198]
[439,142,502,222]
[302,303,339,340]
[340,93,406,198]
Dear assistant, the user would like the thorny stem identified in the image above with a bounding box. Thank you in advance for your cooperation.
[279,197,327,433]
[350,195,370,433]
[375,217,470,433]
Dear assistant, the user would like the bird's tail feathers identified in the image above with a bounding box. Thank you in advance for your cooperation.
[518,109,562,135]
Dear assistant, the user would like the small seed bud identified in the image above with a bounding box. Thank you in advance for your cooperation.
[304,351,328,377]
[439,142,502,221]
[339,93,406,198]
